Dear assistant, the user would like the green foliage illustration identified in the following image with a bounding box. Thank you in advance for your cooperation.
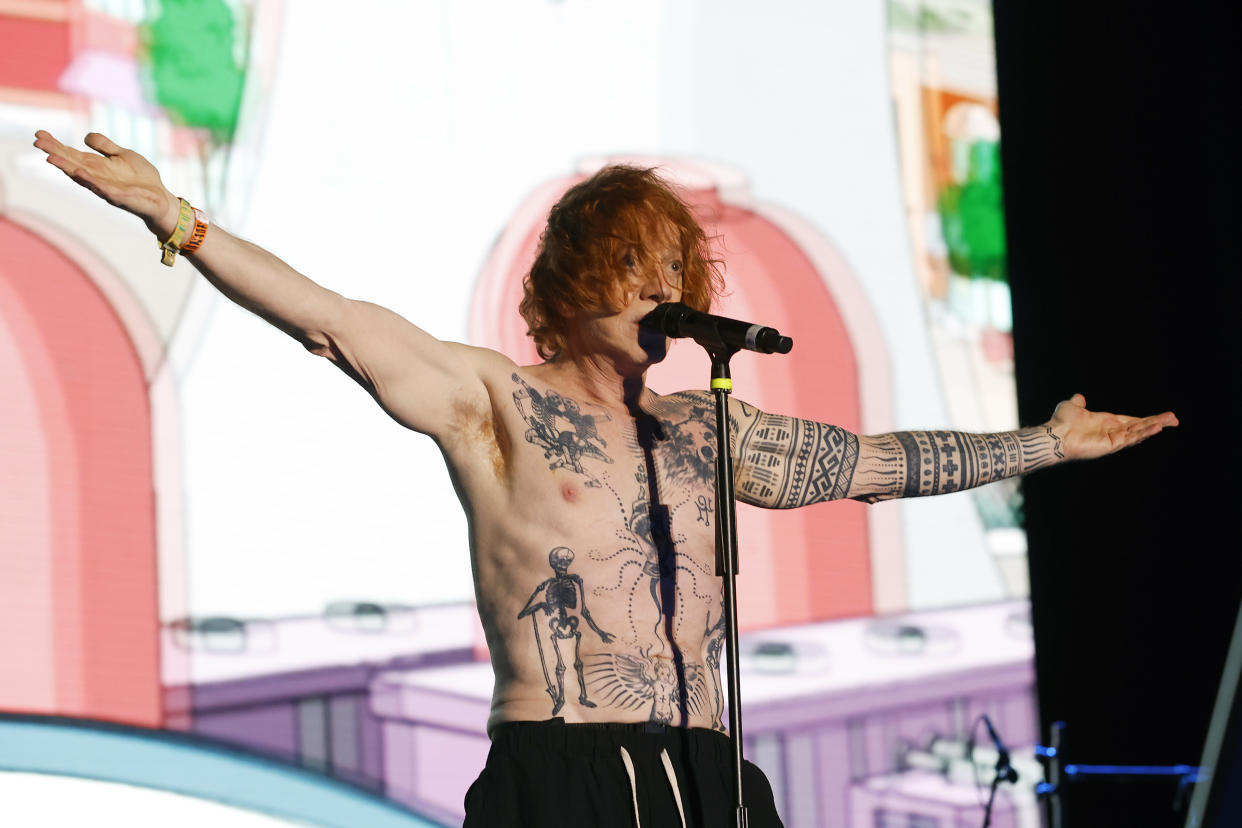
[141,0,248,145]
[938,140,1007,282]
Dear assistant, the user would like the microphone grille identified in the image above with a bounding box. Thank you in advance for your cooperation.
[643,302,691,336]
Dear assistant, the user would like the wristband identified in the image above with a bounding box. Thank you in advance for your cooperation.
[180,205,210,254]
[159,198,194,266]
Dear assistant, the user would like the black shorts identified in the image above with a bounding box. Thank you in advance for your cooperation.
[463,718,784,828]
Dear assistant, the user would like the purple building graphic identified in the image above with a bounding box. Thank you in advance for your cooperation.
[163,600,1039,826]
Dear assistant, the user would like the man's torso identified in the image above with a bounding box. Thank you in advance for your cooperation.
[441,359,732,733]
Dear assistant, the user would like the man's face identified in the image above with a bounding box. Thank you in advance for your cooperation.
[574,237,685,372]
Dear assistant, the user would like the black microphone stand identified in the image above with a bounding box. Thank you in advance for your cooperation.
[706,344,748,828]
[978,713,1018,828]
[649,302,792,828]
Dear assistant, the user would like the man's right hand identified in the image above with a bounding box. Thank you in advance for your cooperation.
[33,131,180,239]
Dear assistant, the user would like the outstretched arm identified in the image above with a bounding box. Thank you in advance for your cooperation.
[733,394,1178,508]
[32,131,492,439]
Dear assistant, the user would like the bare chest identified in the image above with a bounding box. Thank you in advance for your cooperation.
[499,374,721,550]
[462,372,730,728]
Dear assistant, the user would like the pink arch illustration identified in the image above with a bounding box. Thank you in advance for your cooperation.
[469,159,905,628]
[0,215,163,727]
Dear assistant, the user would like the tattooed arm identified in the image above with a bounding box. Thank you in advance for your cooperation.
[733,394,1178,508]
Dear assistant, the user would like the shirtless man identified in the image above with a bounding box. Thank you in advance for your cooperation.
[33,131,1177,828]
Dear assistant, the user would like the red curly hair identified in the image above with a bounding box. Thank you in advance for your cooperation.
[520,165,724,360]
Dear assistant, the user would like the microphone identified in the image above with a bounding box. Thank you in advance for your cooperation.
[641,302,793,355]
[983,714,1019,784]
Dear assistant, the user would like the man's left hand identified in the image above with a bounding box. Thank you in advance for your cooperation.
[1049,394,1178,461]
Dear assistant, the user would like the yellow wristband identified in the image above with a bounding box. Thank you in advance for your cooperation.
[710,378,733,391]
[159,198,195,267]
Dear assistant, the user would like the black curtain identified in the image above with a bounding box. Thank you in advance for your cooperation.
[995,3,1241,826]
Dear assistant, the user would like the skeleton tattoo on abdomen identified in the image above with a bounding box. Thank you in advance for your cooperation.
[518,547,614,715]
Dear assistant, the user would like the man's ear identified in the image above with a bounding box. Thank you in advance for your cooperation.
[554,298,578,320]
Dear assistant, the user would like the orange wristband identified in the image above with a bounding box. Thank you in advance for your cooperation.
[180,206,209,254]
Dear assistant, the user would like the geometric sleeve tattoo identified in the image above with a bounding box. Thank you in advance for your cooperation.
[735,409,1065,509]
[855,426,1065,503]
[735,413,862,508]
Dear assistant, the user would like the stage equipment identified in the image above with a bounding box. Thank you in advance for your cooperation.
[642,303,793,828]
[1184,596,1242,827]
[1034,721,1202,828]
[970,713,1019,827]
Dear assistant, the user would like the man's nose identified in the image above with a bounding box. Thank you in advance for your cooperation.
[642,272,673,303]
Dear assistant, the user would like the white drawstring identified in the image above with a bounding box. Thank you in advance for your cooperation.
[659,748,688,828]
[618,746,688,828]
[619,746,642,827]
